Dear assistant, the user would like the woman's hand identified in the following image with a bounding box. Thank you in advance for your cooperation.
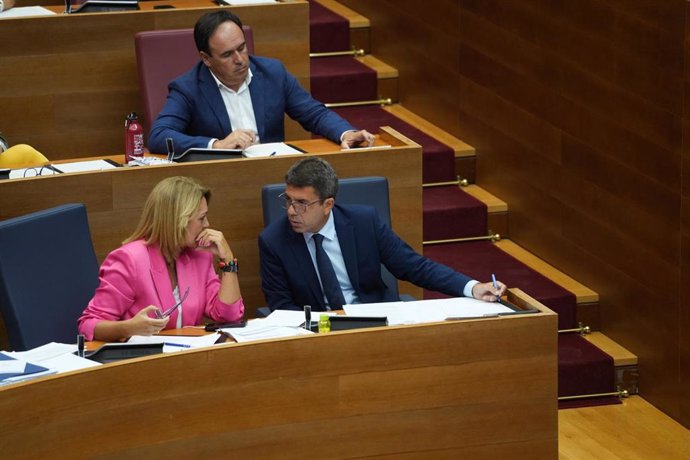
[124,306,169,336]
[195,228,234,262]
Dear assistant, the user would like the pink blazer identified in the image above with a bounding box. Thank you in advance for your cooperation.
[78,240,244,340]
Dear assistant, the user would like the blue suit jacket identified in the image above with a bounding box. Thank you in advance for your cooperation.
[148,56,355,154]
[258,204,473,311]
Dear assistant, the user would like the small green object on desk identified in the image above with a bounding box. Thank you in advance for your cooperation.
[318,314,331,333]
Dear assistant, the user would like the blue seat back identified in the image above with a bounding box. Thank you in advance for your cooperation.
[0,204,99,351]
[261,176,399,299]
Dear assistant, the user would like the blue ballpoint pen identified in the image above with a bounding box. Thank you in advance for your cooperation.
[164,342,191,349]
[491,273,500,301]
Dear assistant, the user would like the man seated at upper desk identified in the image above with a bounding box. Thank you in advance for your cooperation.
[258,157,507,312]
[148,10,374,154]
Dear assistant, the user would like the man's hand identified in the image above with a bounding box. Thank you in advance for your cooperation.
[340,129,375,149]
[471,280,507,302]
[213,129,258,150]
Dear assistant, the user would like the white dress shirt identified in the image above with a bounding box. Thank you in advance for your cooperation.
[207,69,258,148]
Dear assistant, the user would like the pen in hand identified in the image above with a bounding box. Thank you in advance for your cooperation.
[491,273,500,302]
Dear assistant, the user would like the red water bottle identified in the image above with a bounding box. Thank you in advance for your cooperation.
[124,112,144,162]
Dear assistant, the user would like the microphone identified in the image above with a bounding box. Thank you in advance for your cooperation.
[166,137,175,162]
[303,305,311,330]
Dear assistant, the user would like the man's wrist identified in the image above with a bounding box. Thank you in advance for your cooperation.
[463,280,480,298]
[339,130,356,143]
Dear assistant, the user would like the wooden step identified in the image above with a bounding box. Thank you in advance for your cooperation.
[462,184,508,238]
[315,0,371,53]
[585,331,639,395]
[356,54,399,102]
[494,239,600,329]
[494,239,599,305]
[493,242,636,391]
[382,104,477,183]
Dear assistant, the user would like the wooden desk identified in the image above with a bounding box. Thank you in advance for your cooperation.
[0,289,558,458]
[0,127,422,321]
[0,0,309,159]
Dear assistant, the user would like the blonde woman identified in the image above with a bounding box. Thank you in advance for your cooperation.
[78,176,244,341]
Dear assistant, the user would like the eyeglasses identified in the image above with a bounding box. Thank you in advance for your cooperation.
[155,286,190,319]
[23,166,58,178]
[278,192,324,215]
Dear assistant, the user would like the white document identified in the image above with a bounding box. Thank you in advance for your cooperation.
[261,309,336,327]
[39,352,101,372]
[53,159,118,173]
[128,333,222,352]
[344,298,513,326]
[9,166,59,179]
[226,318,313,343]
[0,6,55,19]
[8,342,100,373]
[242,142,304,158]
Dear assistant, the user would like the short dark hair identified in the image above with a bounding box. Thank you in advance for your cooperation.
[285,157,339,200]
[194,11,244,55]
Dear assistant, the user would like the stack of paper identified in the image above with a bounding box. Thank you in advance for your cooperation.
[344,297,514,326]
[242,142,304,158]
[128,333,222,352]
[0,352,55,386]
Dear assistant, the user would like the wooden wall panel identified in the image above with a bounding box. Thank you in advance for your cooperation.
[340,0,690,428]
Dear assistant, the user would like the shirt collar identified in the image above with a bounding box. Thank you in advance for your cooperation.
[209,67,253,94]
[304,211,336,243]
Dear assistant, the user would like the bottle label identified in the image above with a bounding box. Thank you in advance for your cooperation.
[133,133,144,156]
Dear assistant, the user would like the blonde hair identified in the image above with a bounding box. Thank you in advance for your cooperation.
[124,176,211,262]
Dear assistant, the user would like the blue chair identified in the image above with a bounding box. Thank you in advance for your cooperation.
[259,176,407,316]
[0,204,99,351]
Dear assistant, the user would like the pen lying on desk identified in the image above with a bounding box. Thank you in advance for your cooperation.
[164,342,191,349]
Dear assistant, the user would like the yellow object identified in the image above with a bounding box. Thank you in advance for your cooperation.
[318,314,331,333]
[0,144,49,168]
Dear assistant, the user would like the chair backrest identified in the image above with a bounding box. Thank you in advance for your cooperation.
[261,176,399,299]
[0,204,99,351]
[134,26,255,135]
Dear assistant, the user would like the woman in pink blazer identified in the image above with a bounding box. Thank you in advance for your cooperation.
[78,176,244,341]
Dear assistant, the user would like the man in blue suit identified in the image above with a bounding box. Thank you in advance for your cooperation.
[148,11,374,154]
[259,157,506,311]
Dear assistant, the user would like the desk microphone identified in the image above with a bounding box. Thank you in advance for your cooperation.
[165,138,175,162]
[64,0,72,14]
[77,334,85,358]
[303,305,311,330]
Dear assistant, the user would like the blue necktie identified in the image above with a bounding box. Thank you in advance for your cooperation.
[312,233,345,309]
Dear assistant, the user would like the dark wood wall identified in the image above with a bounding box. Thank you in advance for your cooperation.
[340,0,690,428]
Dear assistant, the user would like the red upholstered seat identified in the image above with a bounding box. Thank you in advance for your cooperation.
[134,26,254,135]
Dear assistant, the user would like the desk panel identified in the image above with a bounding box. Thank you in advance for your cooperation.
[0,1,309,159]
[0,289,558,458]
[0,127,422,322]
